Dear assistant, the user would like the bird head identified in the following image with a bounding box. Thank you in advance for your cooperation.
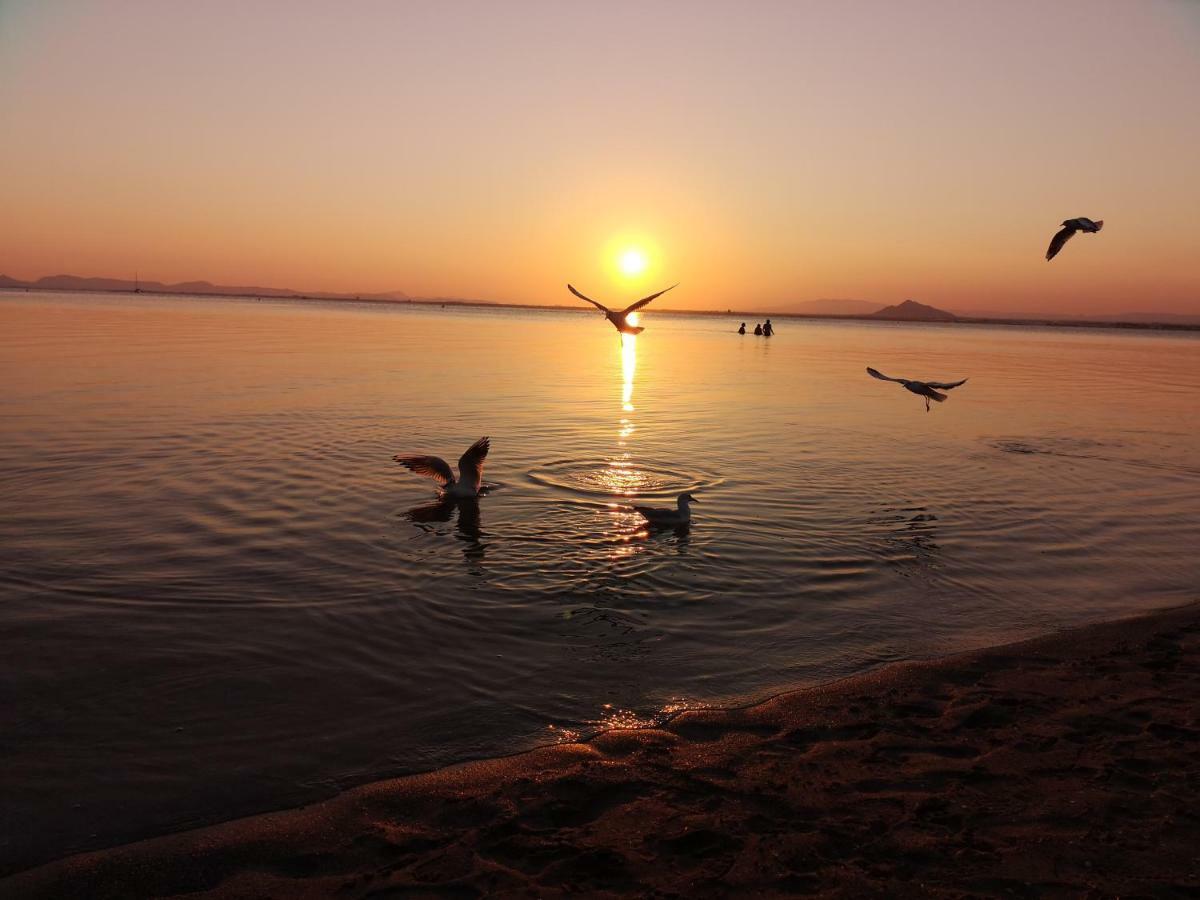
[679,492,699,503]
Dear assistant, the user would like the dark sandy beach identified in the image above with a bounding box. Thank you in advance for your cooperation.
[4,602,1198,899]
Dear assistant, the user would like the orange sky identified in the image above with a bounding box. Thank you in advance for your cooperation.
[2,1,1198,315]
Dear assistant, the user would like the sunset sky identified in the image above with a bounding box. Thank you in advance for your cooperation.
[2,0,1198,315]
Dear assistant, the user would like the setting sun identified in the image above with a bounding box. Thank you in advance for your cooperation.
[618,248,648,277]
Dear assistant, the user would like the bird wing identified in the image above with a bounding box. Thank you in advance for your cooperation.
[866,367,906,383]
[567,284,610,313]
[395,454,455,486]
[621,283,678,315]
[1045,224,1076,260]
[457,436,489,487]
[925,378,967,390]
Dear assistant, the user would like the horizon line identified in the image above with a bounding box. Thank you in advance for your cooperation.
[3,281,1198,333]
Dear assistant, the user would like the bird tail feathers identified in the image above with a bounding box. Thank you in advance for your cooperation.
[928,389,947,402]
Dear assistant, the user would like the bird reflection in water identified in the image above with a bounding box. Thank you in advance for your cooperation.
[404,497,486,570]
[636,519,692,555]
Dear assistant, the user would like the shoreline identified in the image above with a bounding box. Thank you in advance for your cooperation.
[5,601,1198,898]
[3,286,1199,333]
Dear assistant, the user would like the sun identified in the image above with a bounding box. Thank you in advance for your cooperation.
[617,247,648,277]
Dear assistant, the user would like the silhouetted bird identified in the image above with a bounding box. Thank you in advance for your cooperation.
[395,437,490,498]
[567,283,677,335]
[1045,217,1103,261]
[866,367,968,412]
[633,492,699,527]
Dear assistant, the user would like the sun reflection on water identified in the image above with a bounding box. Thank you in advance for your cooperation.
[605,323,649,555]
[545,698,710,744]
[620,329,636,412]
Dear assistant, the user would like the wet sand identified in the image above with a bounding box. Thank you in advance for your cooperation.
[4,602,1199,899]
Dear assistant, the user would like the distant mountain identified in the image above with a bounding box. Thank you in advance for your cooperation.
[774,298,884,316]
[870,299,957,322]
[0,273,409,302]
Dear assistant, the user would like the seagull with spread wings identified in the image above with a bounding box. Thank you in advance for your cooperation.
[866,367,968,412]
[567,283,677,335]
[1045,217,1103,261]
[394,437,490,498]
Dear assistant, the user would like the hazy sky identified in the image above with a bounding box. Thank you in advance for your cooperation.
[2,1,1198,314]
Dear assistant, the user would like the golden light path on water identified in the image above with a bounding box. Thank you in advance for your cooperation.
[621,315,638,413]
[601,325,641,499]
[604,327,643,562]
[558,315,709,729]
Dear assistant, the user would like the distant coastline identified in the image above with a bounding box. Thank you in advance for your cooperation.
[3,281,1198,333]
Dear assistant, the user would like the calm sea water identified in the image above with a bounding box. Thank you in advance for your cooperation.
[2,292,1199,871]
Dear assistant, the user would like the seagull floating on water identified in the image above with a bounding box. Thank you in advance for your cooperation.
[867,367,968,412]
[395,437,490,499]
[633,492,699,527]
[567,283,677,335]
[1045,217,1103,261]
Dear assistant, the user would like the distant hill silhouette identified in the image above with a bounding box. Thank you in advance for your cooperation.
[869,299,957,322]
[774,298,884,316]
[0,273,409,302]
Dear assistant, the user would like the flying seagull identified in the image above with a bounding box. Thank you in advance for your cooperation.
[1045,217,1103,261]
[633,492,699,527]
[867,367,968,412]
[395,436,490,498]
[567,283,677,335]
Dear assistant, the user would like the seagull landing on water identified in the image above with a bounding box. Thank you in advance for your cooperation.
[1046,217,1103,261]
[394,437,490,499]
[867,367,968,412]
[567,283,678,336]
[633,492,699,527]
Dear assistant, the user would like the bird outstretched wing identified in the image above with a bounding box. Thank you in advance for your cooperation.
[457,436,490,486]
[866,367,906,383]
[1045,224,1076,261]
[395,454,455,485]
[567,284,610,313]
[925,378,967,390]
[622,283,678,315]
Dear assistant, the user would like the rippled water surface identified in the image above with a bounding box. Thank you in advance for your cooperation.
[3,292,1199,870]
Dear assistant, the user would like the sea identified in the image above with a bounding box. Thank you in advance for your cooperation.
[2,291,1198,871]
